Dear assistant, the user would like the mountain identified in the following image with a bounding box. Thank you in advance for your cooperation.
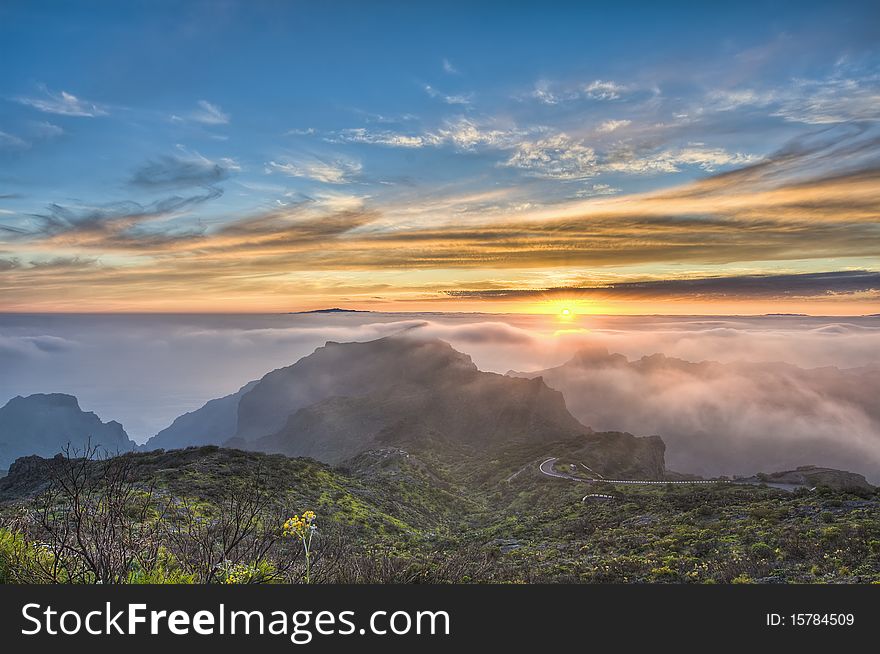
[142,381,257,451]
[291,308,369,314]
[234,337,485,441]
[0,394,135,471]
[234,337,590,464]
[129,336,665,478]
[508,347,880,482]
[741,466,874,492]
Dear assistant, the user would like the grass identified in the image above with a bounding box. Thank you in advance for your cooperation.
[1,446,878,583]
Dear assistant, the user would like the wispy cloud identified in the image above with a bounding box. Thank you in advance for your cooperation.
[702,66,880,125]
[190,100,230,125]
[503,134,598,179]
[584,79,628,100]
[596,119,631,133]
[265,156,363,184]
[575,183,620,198]
[2,189,223,248]
[9,125,876,273]
[15,86,109,117]
[330,118,536,152]
[0,130,29,150]
[529,80,579,105]
[130,151,239,189]
[774,75,880,124]
[432,118,532,150]
[31,121,64,139]
[529,78,632,104]
[423,84,472,106]
[442,58,459,75]
[605,144,759,174]
[444,270,880,301]
[327,128,430,148]
[172,100,230,125]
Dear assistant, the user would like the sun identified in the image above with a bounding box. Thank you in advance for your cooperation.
[525,299,595,318]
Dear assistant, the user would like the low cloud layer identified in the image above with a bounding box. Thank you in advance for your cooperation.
[515,349,880,482]
[1,313,878,483]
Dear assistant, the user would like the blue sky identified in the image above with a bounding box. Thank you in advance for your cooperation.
[1,1,879,313]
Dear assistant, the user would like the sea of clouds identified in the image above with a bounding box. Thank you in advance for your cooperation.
[1,312,878,480]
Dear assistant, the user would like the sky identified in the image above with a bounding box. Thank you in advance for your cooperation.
[1,0,879,314]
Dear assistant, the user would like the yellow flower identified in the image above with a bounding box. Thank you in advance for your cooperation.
[283,511,318,539]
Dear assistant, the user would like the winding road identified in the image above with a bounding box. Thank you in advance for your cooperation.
[538,457,727,486]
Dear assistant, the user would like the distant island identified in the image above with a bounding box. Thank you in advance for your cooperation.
[289,308,370,314]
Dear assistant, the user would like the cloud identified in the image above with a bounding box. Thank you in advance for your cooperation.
[574,183,620,198]
[3,189,222,248]
[514,341,880,480]
[26,256,99,270]
[584,79,628,100]
[444,270,880,301]
[186,100,230,125]
[330,118,532,152]
[328,128,429,148]
[423,84,472,106]
[530,81,579,105]
[1,150,239,248]
[130,152,239,189]
[605,144,760,174]
[528,79,631,104]
[4,122,879,309]
[0,130,29,150]
[502,133,756,178]
[329,116,755,178]
[774,75,880,124]
[442,58,459,75]
[703,67,880,125]
[0,334,77,359]
[596,119,631,133]
[213,206,374,244]
[503,134,599,179]
[15,86,108,117]
[705,88,777,112]
[265,156,363,184]
[31,121,64,139]
[433,118,532,150]
[3,313,879,482]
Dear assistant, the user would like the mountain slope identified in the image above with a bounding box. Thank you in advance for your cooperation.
[0,446,477,535]
[234,337,485,441]
[250,372,585,464]
[143,380,257,451]
[230,336,588,464]
[0,394,135,470]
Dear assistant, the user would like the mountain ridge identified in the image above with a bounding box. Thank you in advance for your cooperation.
[0,393,136,471]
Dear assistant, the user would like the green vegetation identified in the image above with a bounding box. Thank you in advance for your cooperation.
[1,446,878,583]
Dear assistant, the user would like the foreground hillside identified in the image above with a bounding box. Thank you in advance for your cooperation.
[1,446,878,584]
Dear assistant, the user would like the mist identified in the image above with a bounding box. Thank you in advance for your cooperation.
[1,312,878,481]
